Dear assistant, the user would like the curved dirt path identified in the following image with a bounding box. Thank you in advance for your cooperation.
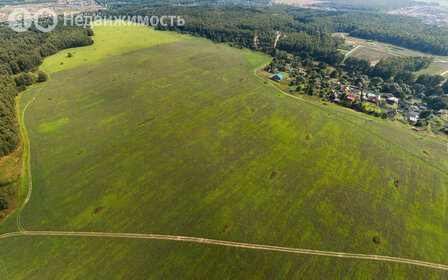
[15,85,44,232]
[0,230,448,271]
[345,45,362,57]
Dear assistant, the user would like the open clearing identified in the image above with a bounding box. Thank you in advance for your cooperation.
[337,33,448,76]
[0,23,447,279]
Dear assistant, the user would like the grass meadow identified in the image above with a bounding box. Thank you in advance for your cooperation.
[0,24,447,279]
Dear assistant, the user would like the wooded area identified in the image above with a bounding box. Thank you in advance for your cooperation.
[0,24,93,159]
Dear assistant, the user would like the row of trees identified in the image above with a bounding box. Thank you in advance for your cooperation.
[0,23,93,157]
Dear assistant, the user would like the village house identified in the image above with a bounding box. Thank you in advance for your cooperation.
[387,108,398,118]
[346,94,357,102]
[406,111,419,124]
[436,110,448,117]
[329,90,340,102]
[387,97,399,105]
[407,116,418,124]
[367,93,376,99]
[375,94,381,104]
[272,73,284,81]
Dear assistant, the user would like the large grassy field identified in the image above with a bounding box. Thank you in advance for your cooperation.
[0,23,447,279]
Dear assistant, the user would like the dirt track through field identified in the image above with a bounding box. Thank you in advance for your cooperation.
[1,230,448,271]
[345,45,362,57]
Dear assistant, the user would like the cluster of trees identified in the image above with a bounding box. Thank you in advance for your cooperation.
[0,23,93,157]
[344,56,432,80]
[342,56,447,109]
[313,0,422,12]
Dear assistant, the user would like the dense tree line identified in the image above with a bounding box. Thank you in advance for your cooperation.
[106,2,448,56]
[103,5,345,64]
[345,56,433,80]
[331,13,448,56]
[0,23,93,158]
[312,0,425,12]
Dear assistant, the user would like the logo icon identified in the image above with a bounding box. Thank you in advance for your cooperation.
[8,8,58,32]
[8,8,32,32]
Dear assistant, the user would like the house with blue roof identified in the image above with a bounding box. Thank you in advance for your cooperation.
[272,73,284,81]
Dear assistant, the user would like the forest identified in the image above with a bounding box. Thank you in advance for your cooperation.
[0,23,93,160]
[313,0,431,12]
[105,3,448,56]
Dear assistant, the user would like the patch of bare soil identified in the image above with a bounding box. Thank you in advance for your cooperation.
[305,133,312,142]
[220,223,233,235]
[373,236,382,248]
[139,117,158,126]
[94,206,104,216]
[270,171,281,181]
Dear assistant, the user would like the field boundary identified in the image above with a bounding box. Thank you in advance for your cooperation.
[0,230,448,271]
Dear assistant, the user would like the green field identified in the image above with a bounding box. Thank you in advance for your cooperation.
[0,23,448,279]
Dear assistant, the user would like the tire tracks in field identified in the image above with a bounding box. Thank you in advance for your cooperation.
[15,84,44,233]
[345,45,362,57]
[1,230,448,271]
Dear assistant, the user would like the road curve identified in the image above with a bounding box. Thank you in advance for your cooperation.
[1,230,448,271]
